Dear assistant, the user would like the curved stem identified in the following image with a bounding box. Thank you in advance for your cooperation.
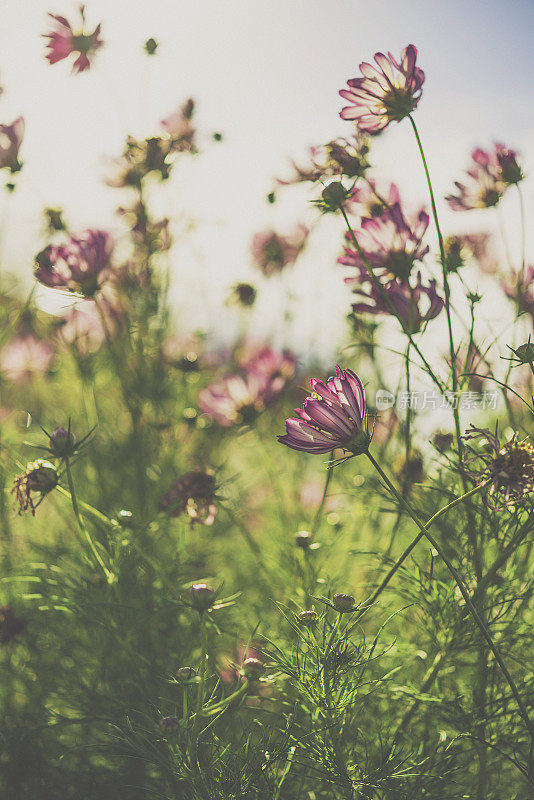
[365,450,534,745]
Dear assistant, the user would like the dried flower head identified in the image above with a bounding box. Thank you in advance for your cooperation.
[160,470,217,526]
[340,45,425,133]
[44,5,103,74]
[278,366,371,456]
[12,459,59,515]
[463,425,534,509]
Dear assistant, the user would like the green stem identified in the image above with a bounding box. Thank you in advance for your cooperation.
[64,457,114,582]
[365,450,533,746]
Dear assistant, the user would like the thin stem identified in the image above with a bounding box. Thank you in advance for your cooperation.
[64,457,114,582]
[517,183,526,277]
[365,450,534,746]
[311,451,334,535]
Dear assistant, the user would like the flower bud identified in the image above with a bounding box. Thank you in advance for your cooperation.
[158,715,180,733]
[298,610,318,626]
[49,427,76,458]
[241,657,265,679]
[333,593,355,613]
[189,583,216,612]
[514,342,534,364]
[144,37,158,55]
[295,530,312,550]
[320,181,350,212]
[176,666,196,681]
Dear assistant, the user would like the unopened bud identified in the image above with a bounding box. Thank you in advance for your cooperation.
[295,530,312,549]
[49,427,76,458]
[333,593,355,613]
[189,583,216,611]
[241,657,265,679]
[159,715,179,733]
[298,610,318,626]
[176,666,196,681]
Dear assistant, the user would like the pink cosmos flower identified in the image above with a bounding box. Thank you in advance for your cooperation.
[240,345,296,390]
[199,363,289,428]
[340,45,425,134]
[0,334,54,384]
[445,145,521,211]
[348,180,401,218]
[35,230,113,297]
[44,5,103,74]
[278,366,370,456]
[339,203,429,281]
[161,98,196,153]
[0,117,24,172]
[503,265,534,323]
[349,270,444,334]
[251,225,308,277]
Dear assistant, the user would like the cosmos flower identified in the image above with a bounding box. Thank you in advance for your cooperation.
[278,366,370,456]
[44,5,103,73]
[0,117,24,172]
[161,98,196,153]
[503,265,534,323]
[0,334,54,384]
[339,203,429,281]
[11,459,59,515]
[463,425,534,509]
[339,45,425,134]
[348,180,401,218]
[277,135,370,185]
[445,145,521,211]
[251,225,308,277]
[240,345,296,391]
[35,230,113,296]
[160,470,217,526]
[349,270,444,334]
[199,367,286,428]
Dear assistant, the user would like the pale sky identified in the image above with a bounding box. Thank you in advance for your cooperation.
[0,0,533,365]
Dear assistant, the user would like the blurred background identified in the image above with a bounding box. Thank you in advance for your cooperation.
[0,0,533,362]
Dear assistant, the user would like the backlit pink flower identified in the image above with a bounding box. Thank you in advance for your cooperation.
[445,146,520,211]
[251,225,308,277]
[278,366,370,456]
[44,5,103,74]
[0,334,54,384]
[503,265,534,323]
[340,45,424,134]
[199,365,287,428]
[240,345,296,391]
[339,203,429,281]
[349,271,444,334]
[0,117,24,172]
[35,230,113,297]
[348,180,400,218]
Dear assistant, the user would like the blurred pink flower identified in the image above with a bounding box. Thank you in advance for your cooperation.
[161,98,196,153]
[349,270,444,334]
[58,294,119,355]
[445,145,521,211]
[251,225,308,277]
[348,180,400,218]
[44,5,103,73]
[339,203,429,281]
[444,233,498,274]
[340,45,424,134]
[240,345,296,390]
[220,644,264,685]
[504,265,534,323]
[0,334,54,384]
[278,366,370,456]
[160,471,217,526]
[35,230,113,297]
[0,117,24,172]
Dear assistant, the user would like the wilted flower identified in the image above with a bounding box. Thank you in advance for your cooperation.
[463,425,534,509]
[251,225,308,277]
[0,606,27,645]
[339,203,429,281]
[445,146,518,211]
[188,583,216,612]
[348,271,444,334]
[340,45,425,133]
[0,334,54,384]
[44,5,103,73]
[348,180,400,218]
[278,366,371,456]
[11,459,59,515]
[0,117,24,172]
[160,470,217,526]
[35,230,113,296]
[503,265,534,323]
[161,99,196,153]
